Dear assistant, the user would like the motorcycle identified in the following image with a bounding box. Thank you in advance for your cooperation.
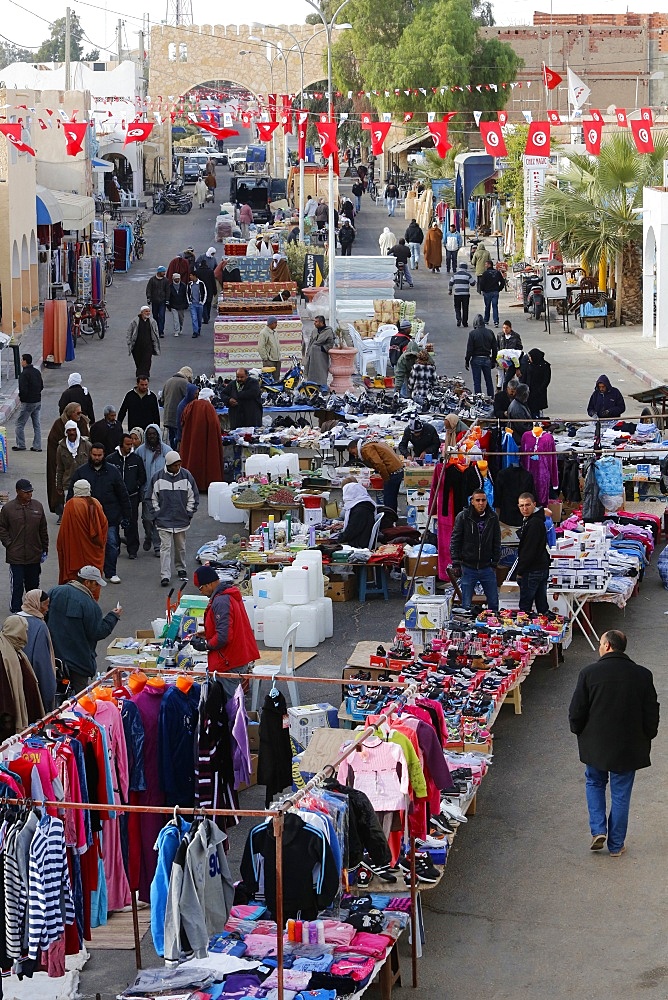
[153,187,192,215]
[70,300,107,340]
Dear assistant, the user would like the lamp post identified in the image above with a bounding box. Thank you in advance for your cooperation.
[303,1,352,328]
[239,48,280,176]
[251,24,328,240]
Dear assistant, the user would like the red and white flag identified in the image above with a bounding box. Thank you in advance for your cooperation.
[631,119,654,154]
[542,64,563,90]
[257,121,279,142]
[428,121,451,158]
[369,121,391,156]
[584,120,603,156]
[281,96,293,135]
[316,121,337,159]
[196,121,239,141]
[589,109,603,122]
[614,108,628,127]
[640,107,653,124]
[360,112,372,128]
[297,115,308,160]
[403,112,413,123]
[479,121,507,157]
[524,121,550,157]
[64,121,88,156]
[124,122,154,145]
[0,123,35,155]
[241,110,252,127]
[497,110,508,126]
[547,110,562,125]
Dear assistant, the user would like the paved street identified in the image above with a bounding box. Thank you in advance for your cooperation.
[3,173,667,999]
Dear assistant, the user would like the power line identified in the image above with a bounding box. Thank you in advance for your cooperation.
[0,31,39,50]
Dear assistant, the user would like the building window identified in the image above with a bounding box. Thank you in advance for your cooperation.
[179,43,187,61]
[168,42,177,62]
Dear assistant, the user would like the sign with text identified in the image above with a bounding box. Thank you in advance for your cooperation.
[303,254,325,288]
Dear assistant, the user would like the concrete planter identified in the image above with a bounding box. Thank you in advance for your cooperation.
[329,346,357,392]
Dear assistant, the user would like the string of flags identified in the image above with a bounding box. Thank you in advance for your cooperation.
[0,118,155,157]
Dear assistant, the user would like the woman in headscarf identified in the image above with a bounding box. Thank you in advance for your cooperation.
[57,372,95,423]
[269,253,291,284]
[54,419,92,521]
[135,423,170,553]
[56,480,108,584]
[175,384,199,445]
[0,615,43,740]
[129,426,144,450]
[179,391,224,490]
[46,402,91,513]
[423,221,444,273]
[334,481,376,548]
[444,413,468,451]
[18,590,56,712]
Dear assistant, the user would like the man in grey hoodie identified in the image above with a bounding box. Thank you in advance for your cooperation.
[150,450,199,586]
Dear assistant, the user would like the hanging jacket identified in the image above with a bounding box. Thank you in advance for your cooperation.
[240,813,339,920]
[494,465,535,525]
[257,691,293,808]
[322,779,391,869]
[560,453,582,502]
[582,457,603,522]
[158,683,200,806]
[203,584,259,672]
[150,818,191,957]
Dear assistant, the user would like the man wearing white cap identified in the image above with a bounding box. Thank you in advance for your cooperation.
[58,372,95,423]
[149,451,199,586]
[48,565,122,693]
[258,317,281,381]
[55,420,92,519]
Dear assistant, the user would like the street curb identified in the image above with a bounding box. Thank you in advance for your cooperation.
[570,326,661,389]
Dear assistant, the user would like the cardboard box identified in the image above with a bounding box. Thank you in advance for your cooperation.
[403,574,436,598]
[406,488,431,505]
[288,703,339,749]
[326,575,356,602]
[407,503,430,529]
[107,637,146,655]
[247,711,260,752]
[403,466,435,489]
[414,595,452,629]
[237,754,258,790]
[135,630,154,640]
[404,553,439,578]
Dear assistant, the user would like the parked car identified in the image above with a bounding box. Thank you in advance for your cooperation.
[182,158,201,183]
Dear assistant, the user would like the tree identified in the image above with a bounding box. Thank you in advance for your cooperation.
[35,13,85,62]
[84,49,100,61]
[0,40,34,71]
[413,142,468,183]
[332,0,521,119]
[537,133,668,325]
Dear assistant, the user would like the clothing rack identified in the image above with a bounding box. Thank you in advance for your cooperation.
[0,669,425,997]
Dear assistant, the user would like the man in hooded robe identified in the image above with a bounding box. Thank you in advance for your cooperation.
[55,420,92,519]
[423,222,444,272]
[179,390,224,491]
[0,615,43,740]
[46,402,91,513]
[56,480,108,584]
[269,253,291,284]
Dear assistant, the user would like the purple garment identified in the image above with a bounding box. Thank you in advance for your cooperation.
[413,720,456,792]
[133,684,166,902]
[225,683,252,788]
[520,431,559,505]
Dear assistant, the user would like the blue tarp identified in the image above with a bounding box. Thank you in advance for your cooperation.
[454,152,496,209]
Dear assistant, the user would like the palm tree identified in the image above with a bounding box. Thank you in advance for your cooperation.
[413,142,467,184]
[537,132,668,325]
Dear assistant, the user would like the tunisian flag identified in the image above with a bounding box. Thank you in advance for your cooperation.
[542,64,563,90]
[281,95,293,135]
[524,121,551,157]
[297,111,308,160]
[64,121,88,156]
[196,121,239,142]
[584,120,603,156]
[479,121,507,157]
[0,123,35,155]
[640,107,654,124]
[256,121,279,142]
[547,110,562,124]
[369,121,392,156]
[614,108,628,127]
[428,120,453,158]
[124,122,154,145]
[631,119,654,154]
[497,110,508,126]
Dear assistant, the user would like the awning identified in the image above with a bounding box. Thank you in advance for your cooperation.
[52,189,95,230]
[36,186,63,226]
[454,152,496,209]
[92,158,114,172]
[388,128,431,156]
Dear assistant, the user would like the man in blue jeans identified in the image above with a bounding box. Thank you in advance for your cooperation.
[479,259,506,327]
[516,493,550,614]
[145,265,169,338]
[187,272,207,338]
[450,490,500,611]
[69,444,131,585]
[569,630,659,857]
[464,315,496,396]
[14,354,43,452]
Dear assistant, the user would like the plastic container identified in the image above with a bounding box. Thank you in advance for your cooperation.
[290,602,320,648]
[245,454,270,478]
[317,596,333,638]
[252,572,275,607]
[268,454,287,479]
[282,564,310,605]
[208,482,247,523]
[272,571,284,603]
[263,602,292,648]
[299,549,325,601]
[242,597,256,623]
[284,452,300,477]
[253,605,266,642]
[151,618,167,639]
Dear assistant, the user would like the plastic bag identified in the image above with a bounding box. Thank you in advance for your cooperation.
[658,545,668,590]
[594,456,623,512]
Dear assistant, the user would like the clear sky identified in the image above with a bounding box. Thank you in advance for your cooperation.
[2,0,663,60]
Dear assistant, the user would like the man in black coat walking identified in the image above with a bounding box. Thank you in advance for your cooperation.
[220,369,263,429]
[68,444,131,584]
[450,490,501,611]
[568,630,659,856]
[107,433,147,560]
[14,353,43,452]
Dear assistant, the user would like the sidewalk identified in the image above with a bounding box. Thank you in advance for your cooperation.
[571,322,668,389]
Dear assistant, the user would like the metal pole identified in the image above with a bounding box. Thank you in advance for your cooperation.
[274,813,285,1000]
[298,49,305,241]
[117,18,123,63]
[131,891,143,969]
[65,7,71,91]
[327,24,336,329]
[409,835,418,988]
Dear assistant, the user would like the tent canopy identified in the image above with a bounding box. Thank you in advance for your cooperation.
[454,152,496,209]
[36,186,63,225]
[36,185,95,229]
[92,158,114,172]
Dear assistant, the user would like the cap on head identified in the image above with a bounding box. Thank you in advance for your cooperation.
[73,480,91,497]
[399,319,412,331]
[64,420,78,431]
[178,366,193,380]
[193,565,220,587]
[140,305,151,313]
[157,266,166,274]
[173,273,181,281]
[78,565,106,586]
[16,478,33,492]
[68,372,82,386]
[165,450,181,465]
[266,316,278,325]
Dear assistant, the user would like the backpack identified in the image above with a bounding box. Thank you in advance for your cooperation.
[389,333,411,367]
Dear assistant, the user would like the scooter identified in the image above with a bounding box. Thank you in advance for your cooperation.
[527,282,545,320]
[153,186,192,215]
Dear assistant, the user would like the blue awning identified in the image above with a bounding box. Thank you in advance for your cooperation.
[92,158,114,172]
[36,186,63,225]
[454,152,496,208]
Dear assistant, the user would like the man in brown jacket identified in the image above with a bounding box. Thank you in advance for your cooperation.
[348,439,404,513]
[0,478,49,612]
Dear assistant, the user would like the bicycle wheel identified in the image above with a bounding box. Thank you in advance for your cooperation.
[96,315,106,339]
[105,266,114,287]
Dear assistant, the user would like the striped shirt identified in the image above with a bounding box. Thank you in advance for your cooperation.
[28,816,75,959]
[449,268,476,296]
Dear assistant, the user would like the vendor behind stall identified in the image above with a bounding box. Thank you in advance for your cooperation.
[587,375,626,418]
[348,438,404,513]
[191,566,259,696]
[398,418,441,459]
[220,369,263,429]
[331,480,376,547]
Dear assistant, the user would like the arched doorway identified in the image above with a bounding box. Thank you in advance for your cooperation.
[103,153,134,194]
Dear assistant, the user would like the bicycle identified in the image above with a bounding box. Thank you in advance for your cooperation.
[104,254,114,287]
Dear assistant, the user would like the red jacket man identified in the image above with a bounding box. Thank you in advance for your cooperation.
[192,566,259,691]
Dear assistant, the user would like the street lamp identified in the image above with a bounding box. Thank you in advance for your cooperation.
[249,36,290,179]
[250,23,329,239]
[238,48,280,176]
[303,1,352,328]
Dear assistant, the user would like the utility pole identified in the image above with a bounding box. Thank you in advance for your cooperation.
[117,19,123,63]
[64,7,71,90]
